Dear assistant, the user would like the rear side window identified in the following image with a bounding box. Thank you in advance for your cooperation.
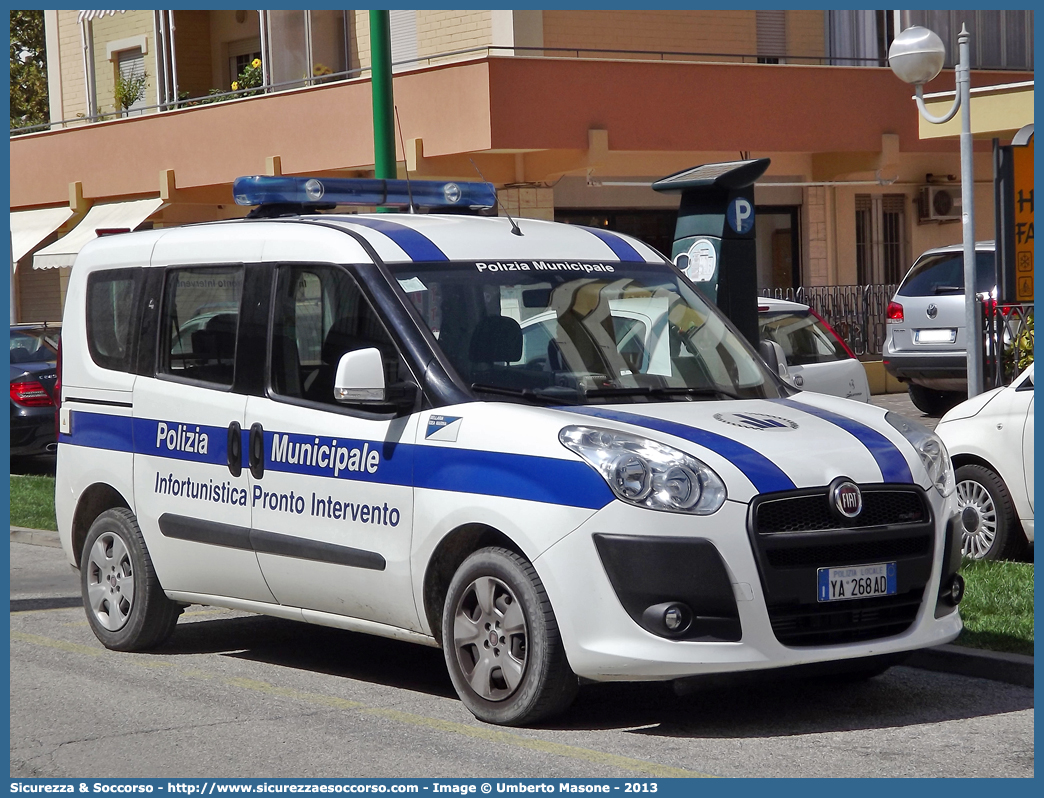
[86,270,141,372]
[898,251,996,296]
[159,266,243,387]
[758,310,848,366]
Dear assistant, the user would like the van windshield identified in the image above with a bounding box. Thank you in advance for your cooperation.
[390,260,780,404]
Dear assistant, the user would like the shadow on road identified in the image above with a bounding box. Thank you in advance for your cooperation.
[150,612,1031,737]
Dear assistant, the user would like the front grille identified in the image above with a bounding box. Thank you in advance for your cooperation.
[747,484,935,647]
[765,533,931,568]
[768,589,925,646]
[756,489,926,533]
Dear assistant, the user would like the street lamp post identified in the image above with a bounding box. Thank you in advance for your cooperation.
[889,24,983,398]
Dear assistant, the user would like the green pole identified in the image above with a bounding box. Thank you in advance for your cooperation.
[370,9,397,199]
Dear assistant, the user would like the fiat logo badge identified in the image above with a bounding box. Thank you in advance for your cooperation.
[832,481,862,518]
[926,304,938,319]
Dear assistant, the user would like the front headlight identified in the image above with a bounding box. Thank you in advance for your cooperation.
[885,412,955,497]
[559,425,726,514]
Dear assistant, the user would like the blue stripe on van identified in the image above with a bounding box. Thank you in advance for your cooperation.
[59,411,134,453]
[414,446,613,510]
[771,399,913,484]
[346,218,448,261]
[559,406,795,494]
[62,411,613,511]
[579,226,646,262]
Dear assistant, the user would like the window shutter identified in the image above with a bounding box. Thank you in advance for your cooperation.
[389,10,418,72]
[756,10,787,58]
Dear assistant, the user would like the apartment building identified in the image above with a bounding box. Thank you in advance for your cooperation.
[10,9,1034,322]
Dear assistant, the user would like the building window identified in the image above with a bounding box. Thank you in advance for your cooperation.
[264,10,349,89]
[905,10,1034,70]
[116,48,147,115]
[756,10,786,64]
[228,39,262,88]
[827,10,895,66]
[390,10,418,72]
[856,195,906,286]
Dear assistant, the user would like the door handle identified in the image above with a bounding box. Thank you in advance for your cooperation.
[249,422,265,479]
[227,421,242,477]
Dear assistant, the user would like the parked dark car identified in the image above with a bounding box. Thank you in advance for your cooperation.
[10,324,60,457]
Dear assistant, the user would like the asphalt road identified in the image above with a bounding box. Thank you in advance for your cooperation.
[10,541,1033,779]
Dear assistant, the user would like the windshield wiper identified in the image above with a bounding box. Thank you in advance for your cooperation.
[933,285,963,294]
[470,383,578,405]
[583,385,742,401]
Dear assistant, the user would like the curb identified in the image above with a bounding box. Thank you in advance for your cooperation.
[11,526,61,548]
[10,527,1033,688]
[905,644,1034,688]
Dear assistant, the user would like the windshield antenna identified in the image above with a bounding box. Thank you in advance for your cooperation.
[469,158,522,236]
[394,105,415,213]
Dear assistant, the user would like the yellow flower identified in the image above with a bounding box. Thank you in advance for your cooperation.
[251,58,261,69]
[231,81,238,90]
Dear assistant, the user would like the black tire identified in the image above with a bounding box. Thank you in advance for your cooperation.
[80,508,182,651]
[907,384,963,416]
[954,464,1026,561]
[442,547,578,726]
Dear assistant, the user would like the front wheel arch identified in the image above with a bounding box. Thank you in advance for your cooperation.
[422,523,524,644]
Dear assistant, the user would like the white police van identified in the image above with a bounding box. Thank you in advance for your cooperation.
[56,177,964,726]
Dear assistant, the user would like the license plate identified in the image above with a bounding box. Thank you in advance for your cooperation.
[915,328,956,344]
[817,562,897,602]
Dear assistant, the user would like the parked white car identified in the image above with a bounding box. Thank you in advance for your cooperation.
[757,298,871,402]
[936,363,1034,560]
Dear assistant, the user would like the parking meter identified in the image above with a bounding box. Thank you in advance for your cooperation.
[652,159,770,345]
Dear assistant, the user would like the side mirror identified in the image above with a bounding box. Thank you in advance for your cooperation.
[334,348,386,403]
[758,339,794,385]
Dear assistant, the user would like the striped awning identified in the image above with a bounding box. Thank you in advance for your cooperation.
[33,198,164,270]
[10,206,75,268]
[77,10,124,24]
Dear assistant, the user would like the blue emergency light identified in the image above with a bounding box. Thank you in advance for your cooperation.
[232,175,497,210]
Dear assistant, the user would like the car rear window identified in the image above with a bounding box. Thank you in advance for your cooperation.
[897,251,996,297]
[758,310,849,366]
[10,330,58,364]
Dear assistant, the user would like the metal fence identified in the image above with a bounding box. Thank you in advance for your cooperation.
[984,302,1034,389]
[760,284,897,357]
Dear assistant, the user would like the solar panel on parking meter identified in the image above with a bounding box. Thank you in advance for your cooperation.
[653,159,771,345]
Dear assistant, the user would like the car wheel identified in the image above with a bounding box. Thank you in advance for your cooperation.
[907,384,963,416]
[80,508,182,651]
[442,547,578,726]
[954,464,1025,561]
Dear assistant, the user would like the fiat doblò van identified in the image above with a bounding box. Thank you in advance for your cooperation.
[56,177,964,726]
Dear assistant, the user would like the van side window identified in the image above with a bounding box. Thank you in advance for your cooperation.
[86,269,141,372]
[159,266,243,387]
[270,264,411,405]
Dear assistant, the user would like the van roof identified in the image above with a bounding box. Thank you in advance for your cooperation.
[79,213,670,268]
[284,213,668,264]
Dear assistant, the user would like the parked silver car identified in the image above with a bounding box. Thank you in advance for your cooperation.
[883,242,996,415]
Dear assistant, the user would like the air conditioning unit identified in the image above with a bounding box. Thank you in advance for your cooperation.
[919,186,962,222]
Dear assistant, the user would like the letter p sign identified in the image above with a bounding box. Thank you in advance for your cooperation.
[727,197,754,235]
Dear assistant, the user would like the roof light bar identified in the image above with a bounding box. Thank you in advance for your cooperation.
[232,176,497,210]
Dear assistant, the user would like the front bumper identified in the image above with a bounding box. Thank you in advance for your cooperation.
[10,405,57,456]
[535,489,962,681]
